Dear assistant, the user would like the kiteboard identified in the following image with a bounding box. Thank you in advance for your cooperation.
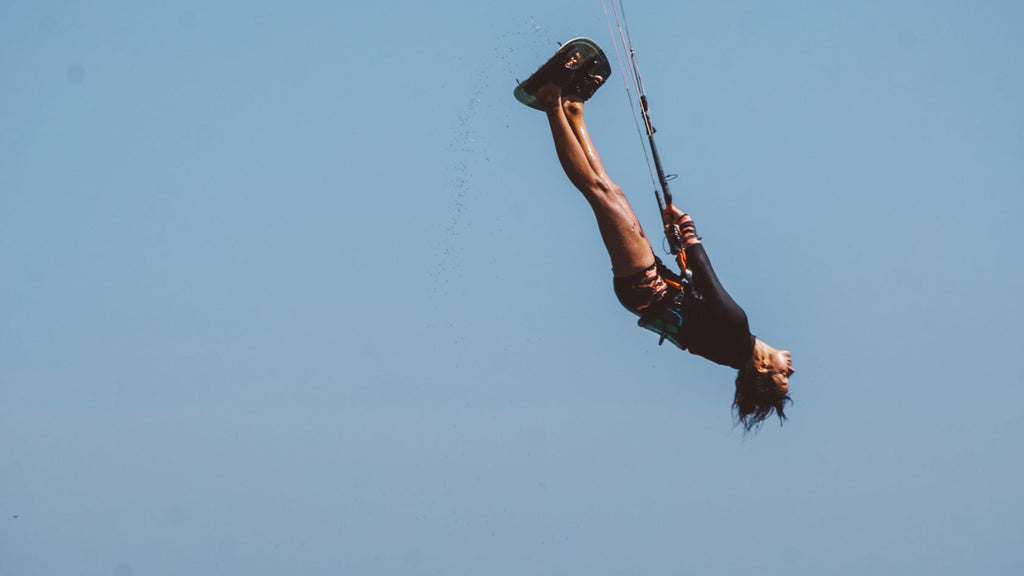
[514,37,612,110]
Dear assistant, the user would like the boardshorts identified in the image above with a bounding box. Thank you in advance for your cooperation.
[613,258,688,349]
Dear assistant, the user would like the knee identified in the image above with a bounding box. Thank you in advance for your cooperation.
[586,176,618,197]
[572,174,618,199]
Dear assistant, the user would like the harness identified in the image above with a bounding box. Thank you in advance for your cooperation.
[636,259,694,348]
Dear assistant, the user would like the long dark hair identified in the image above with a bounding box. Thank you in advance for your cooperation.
[733,363,792,432]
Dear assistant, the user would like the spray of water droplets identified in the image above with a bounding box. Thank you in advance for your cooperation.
[431,18,556,324]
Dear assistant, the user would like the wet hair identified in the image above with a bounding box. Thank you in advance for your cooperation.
[733,363,792,432]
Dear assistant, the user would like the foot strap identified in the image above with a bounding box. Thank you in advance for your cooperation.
[514,38,611,110]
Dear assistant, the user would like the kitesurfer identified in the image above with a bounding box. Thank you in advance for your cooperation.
[516,42,794,430]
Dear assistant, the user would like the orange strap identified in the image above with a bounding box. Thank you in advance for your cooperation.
[663,203,688,274]
[675,246,688,274]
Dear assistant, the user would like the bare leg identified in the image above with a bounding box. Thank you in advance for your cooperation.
[541,87,655,277]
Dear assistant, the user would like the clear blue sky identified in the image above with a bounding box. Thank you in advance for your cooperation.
[3,0,1023,574]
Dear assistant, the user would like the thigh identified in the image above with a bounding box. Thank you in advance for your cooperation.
[587,188,657,277]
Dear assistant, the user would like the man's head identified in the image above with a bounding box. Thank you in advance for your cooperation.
[733,349,794,432]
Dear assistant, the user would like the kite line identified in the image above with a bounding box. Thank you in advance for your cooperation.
[602,0,688,273]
